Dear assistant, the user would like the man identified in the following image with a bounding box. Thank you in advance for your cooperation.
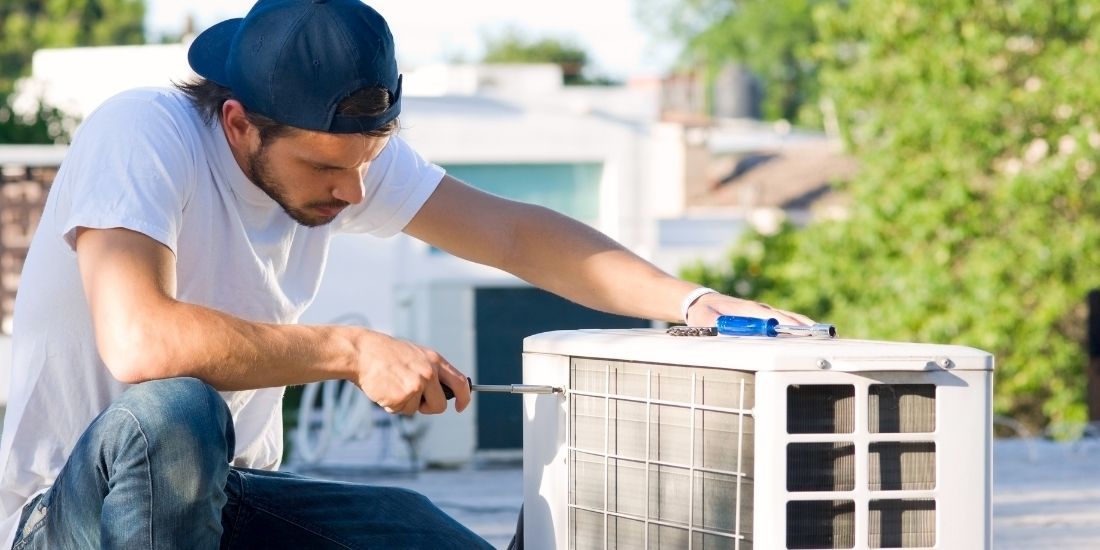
[0,0,810,547]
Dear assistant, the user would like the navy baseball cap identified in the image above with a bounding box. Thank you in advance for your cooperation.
[187,0,402,133]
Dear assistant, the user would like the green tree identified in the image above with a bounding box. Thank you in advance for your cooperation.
[481,27,610,85]
[0,0,146,143]
[687,0,1100,430]
[638,0,825,124]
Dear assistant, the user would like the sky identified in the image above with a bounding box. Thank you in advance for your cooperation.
[144,0,678,80]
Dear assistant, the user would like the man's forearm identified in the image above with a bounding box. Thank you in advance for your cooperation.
[404,178,809,329]
[106,298,357,391]
[498,207,811,328]
[78,221,474,412]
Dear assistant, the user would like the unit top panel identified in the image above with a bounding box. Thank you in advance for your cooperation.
[523,329,993,372]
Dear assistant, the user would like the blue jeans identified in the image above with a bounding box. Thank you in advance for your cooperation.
[11,377,492,549]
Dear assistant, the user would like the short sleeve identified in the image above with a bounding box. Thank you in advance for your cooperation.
[56,92,196,254]
[333,135,445,236]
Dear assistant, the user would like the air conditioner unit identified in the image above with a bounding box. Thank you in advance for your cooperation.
[521,329,992,550]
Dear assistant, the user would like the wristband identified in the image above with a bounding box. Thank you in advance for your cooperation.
[680,287,718,325]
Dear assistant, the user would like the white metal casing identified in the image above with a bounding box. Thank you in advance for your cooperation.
[522,329,993,550]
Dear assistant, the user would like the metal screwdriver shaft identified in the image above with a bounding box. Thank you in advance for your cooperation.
[442,377,563,400]
[470,383,562,395]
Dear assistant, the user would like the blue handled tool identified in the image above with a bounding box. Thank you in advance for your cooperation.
[717,316,837,339]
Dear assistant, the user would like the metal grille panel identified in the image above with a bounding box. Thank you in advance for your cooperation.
[569,359,755,549]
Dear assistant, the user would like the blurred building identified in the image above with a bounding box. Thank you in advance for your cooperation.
[652,65,856,274]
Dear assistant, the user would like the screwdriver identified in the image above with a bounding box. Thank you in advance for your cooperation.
[717,315,837,338]
[442,377,563,400]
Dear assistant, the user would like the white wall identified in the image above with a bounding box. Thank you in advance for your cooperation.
[398,94,654,248]
[15,43,195,118]
[403,63,564,98]
[298,234,514,334]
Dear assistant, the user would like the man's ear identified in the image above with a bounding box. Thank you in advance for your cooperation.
[221,99,258,153]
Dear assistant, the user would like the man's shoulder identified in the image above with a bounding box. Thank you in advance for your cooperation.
[62,87,210,189]
[101,86,192,109]
[84,87,203,135]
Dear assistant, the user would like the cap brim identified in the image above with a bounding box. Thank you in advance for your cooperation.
[187,18,243,86]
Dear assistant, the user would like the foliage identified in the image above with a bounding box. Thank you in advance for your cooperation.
[0,0,145,143]
[637,0,825,124]
[0,90,77,143]
[481,27,612,85]
[686,0,1100,430]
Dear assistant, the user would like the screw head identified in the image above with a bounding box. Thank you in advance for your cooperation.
[936,357,954,369]
[816,359,830,369]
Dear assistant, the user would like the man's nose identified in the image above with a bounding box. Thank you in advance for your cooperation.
[332,171,365,205]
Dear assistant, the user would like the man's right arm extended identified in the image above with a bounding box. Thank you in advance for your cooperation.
[75,226,471,415]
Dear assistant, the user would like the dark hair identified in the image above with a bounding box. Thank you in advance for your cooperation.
[174,78,399,145]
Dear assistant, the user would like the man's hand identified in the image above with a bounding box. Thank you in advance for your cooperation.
[349,330,472,416]
[685,292,814,328]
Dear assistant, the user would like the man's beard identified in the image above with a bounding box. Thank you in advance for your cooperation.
[246,147,349,228]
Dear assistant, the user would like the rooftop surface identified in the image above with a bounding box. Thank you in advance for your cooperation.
[286,437,1100,549]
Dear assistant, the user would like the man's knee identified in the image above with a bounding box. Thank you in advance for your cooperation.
[107,377,234,461]
[383,486,434,507]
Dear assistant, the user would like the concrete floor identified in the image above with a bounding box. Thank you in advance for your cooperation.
[290,462,523,548]
[992,438,1100,549]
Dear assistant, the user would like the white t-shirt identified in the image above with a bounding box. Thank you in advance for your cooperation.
[0,87,445,545]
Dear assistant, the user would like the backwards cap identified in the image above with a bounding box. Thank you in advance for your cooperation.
[188,0,401,133]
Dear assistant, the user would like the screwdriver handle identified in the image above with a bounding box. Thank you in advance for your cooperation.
[716,315,837,339]
[441,376,472,400]
[717,315,779,337]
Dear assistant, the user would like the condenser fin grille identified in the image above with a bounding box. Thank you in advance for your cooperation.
[868,499,936,548]
[787,443,856,492]
[569,359,755,549]
[868,385,936,433]
[787,385,855,434]
[786,500,855,549]
[869,442,936,491]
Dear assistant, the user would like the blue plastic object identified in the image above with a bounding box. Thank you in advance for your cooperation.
[717,316,779,337]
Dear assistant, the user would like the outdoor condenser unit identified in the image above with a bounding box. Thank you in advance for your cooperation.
[521,329,993,550]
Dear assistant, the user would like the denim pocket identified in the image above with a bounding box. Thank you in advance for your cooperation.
[12,493,48,550]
